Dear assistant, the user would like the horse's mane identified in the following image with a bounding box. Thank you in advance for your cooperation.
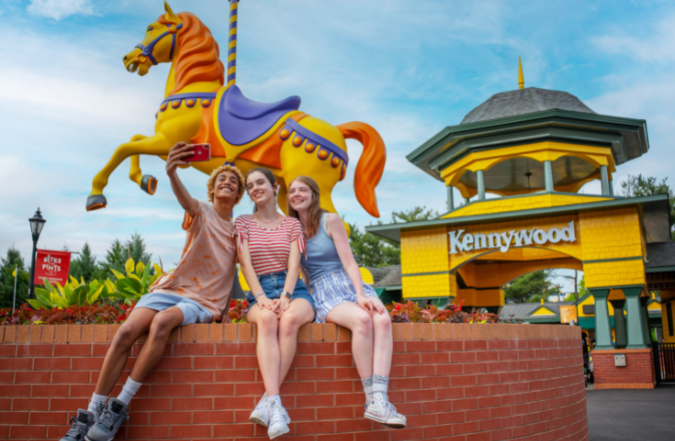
[158,12,224,95]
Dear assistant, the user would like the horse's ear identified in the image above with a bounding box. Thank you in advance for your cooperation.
[164,1,180,23]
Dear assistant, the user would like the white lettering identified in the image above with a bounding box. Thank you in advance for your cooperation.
[500,230,517,253]
[448,221,577,254]
[449,230,465,254]
[514,229,535,247]
[462,233,474,251]
[533,229,547,244]
[474,233,488,250]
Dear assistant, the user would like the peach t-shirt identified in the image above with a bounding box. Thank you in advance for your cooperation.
[150,201,236,321]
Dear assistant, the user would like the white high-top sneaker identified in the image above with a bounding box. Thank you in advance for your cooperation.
[267,399,290,439]
[364,392,407,429]
[250,393,291,427]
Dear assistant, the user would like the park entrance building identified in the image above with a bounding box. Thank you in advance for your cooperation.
[367,73,675,379]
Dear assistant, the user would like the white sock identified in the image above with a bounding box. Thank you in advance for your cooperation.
[373,374,389,401]
[361,376,373,404]
[268,394,282,407]
[117,377,143,405]
[88,393,108,419]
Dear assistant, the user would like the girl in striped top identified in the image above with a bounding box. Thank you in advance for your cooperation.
[236,168,315,440]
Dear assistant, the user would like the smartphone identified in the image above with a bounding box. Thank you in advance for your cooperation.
[183,143,211,162]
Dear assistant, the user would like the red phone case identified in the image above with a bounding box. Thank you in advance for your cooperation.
[184,144,211,162]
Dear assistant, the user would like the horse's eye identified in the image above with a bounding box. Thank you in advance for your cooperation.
[147,26,153,32]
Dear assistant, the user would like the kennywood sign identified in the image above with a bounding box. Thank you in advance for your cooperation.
[449,221,577,254]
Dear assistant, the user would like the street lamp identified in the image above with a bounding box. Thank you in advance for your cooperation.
[28,208,46,299]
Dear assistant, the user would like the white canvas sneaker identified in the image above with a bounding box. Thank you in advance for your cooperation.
[250,393,291,427]
[364,392,407,429]
[267,400,290,440]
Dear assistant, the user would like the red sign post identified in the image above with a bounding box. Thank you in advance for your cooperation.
[34,250,71,286]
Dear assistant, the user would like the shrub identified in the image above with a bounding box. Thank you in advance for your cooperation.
[387,300,501,324]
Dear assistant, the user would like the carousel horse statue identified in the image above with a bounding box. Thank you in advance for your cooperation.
[86,1,386,220]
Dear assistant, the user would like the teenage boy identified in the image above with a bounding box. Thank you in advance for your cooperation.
[61,143,244,441]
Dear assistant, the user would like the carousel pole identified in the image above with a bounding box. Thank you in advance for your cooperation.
[227,0,239,87]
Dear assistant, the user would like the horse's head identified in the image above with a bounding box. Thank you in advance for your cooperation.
[123,1,183,76]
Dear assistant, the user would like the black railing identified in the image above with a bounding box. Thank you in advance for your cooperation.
[653,342,675,385]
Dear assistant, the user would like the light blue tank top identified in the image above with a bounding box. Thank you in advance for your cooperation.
[303,213,344,282]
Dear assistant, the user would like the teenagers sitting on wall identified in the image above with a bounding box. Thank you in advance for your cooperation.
[236,168,316,440]
[61,143,244,441]
[288,176,406,429]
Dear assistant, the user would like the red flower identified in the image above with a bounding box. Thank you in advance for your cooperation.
[394,304,401,311]
[230,300,236,309]
[242,300,248,308]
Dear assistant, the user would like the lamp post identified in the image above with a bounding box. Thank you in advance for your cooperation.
[28,208,46,299]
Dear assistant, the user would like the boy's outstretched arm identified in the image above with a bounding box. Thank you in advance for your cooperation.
[166,142,199,217]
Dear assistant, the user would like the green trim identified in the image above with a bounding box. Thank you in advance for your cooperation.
[408,109,648,179]
[403,295,450,301]
[375,285,402,291]
[586,284,645,291]
[646,265,675,273]
[366,194,669,243]
[583,256,643,264]
[524,316,561,324]
[401,271,451,277]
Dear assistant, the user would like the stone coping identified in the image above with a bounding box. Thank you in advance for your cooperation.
[592,348,652,354]
[0,323,580,345]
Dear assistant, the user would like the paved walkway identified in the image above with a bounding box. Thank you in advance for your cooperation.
[587,385,675,441]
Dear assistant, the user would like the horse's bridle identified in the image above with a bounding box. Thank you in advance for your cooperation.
[135,22,184,65]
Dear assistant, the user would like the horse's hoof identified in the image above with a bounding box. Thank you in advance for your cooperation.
[86,194,107,211]
[141,175,157,195]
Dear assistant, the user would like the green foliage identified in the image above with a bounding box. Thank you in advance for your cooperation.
[620,174,675,239]
[1,302,131,325]
[0,248,30,309]
[348,222,400,267]
[391,206,439,223]
[108,257,164,303]
[27,276,110,310]
[94,234,153,280]
[387,300,501,323]
[69,243,97,283]
[348,206,439,268]
[504,270,563,303]
[565,274,590,301]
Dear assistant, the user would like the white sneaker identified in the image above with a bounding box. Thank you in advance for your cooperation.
[267,400,290,440]
[250,393,270,427]
[250,393,291,427]
[364,392,407,429]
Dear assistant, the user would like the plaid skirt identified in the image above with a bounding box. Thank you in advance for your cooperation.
[311,269,378,323]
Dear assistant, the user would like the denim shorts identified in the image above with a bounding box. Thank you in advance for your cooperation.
[135,292,213,326]
[246,271,315,314]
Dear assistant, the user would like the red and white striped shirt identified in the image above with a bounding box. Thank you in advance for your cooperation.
[235,215,305,276]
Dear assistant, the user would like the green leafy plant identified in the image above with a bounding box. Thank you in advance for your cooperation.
[27,276,110,310]
[110,258,164,304]
[1,302,131,325]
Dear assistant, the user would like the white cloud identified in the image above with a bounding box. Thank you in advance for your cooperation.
[591,14,675,63]
[27,0,94,20]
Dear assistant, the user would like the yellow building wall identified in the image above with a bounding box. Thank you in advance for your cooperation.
[661,290,675,343]
[455,288,504,308]
[401,227,454,299]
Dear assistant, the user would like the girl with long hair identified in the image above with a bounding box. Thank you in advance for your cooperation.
[288,176,406,429]
[236,168,315,440]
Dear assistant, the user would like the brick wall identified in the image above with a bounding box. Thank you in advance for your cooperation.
[0,324,588,441]
[592,348,655,390]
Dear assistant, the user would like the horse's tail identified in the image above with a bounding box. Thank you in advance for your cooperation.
[337,122,386,218]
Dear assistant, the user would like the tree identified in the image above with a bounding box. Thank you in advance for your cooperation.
[0,247,31,309]
[620,174,675,239]
[69,243,97,283]
[565,274,590,301]
[94,234,152,280]
[349,222,400,268]
[392,206,439,223]
[504,270,563,303]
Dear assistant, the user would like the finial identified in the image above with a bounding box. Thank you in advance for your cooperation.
[652,292,656,299]
[518,56,525,90]
[540,298,544,305]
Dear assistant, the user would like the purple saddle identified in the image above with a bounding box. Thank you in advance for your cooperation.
[218,85,301,146]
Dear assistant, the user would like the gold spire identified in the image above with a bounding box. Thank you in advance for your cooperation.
[518,56,525,89]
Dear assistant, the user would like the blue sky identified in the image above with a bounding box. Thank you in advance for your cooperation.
[1,0,674,293]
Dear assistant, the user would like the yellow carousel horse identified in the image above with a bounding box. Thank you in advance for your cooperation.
[87,1,386,220]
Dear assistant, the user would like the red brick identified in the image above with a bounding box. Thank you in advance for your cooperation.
[171,424,211,438]
[154,356,192,370]
[421,352,449,364]
[127,425,169,438]
[296,368,335,380]
[16,344,52,356]
[406,389,436,402]
[54,344,91,357]
[0,371,12,384]
[12,398,49,411]
[28,412,64,425]
[70,357,102,370]
[466,340,488,351]
[296,420,335,435]
[194,383,234,396]
[336,418,371,433]
[9,424,47,438]
[52,371,89,384]
[317,380,354,393]
[215,368,255,383]
[213,396,254,410]
[281,381,316,395]
[0,385,30,397]
[193,410,234,424]
[234,355,259,369]
[172,342,214,356]
[317,354,353,367]
[0,358,31,370]
[297,394,334,407]
[173,370,214,383]
[298,342,335,354]
[0,412,28,424]
[215,342,256,355]
[32,385,69,398]
[392,353,420,365]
